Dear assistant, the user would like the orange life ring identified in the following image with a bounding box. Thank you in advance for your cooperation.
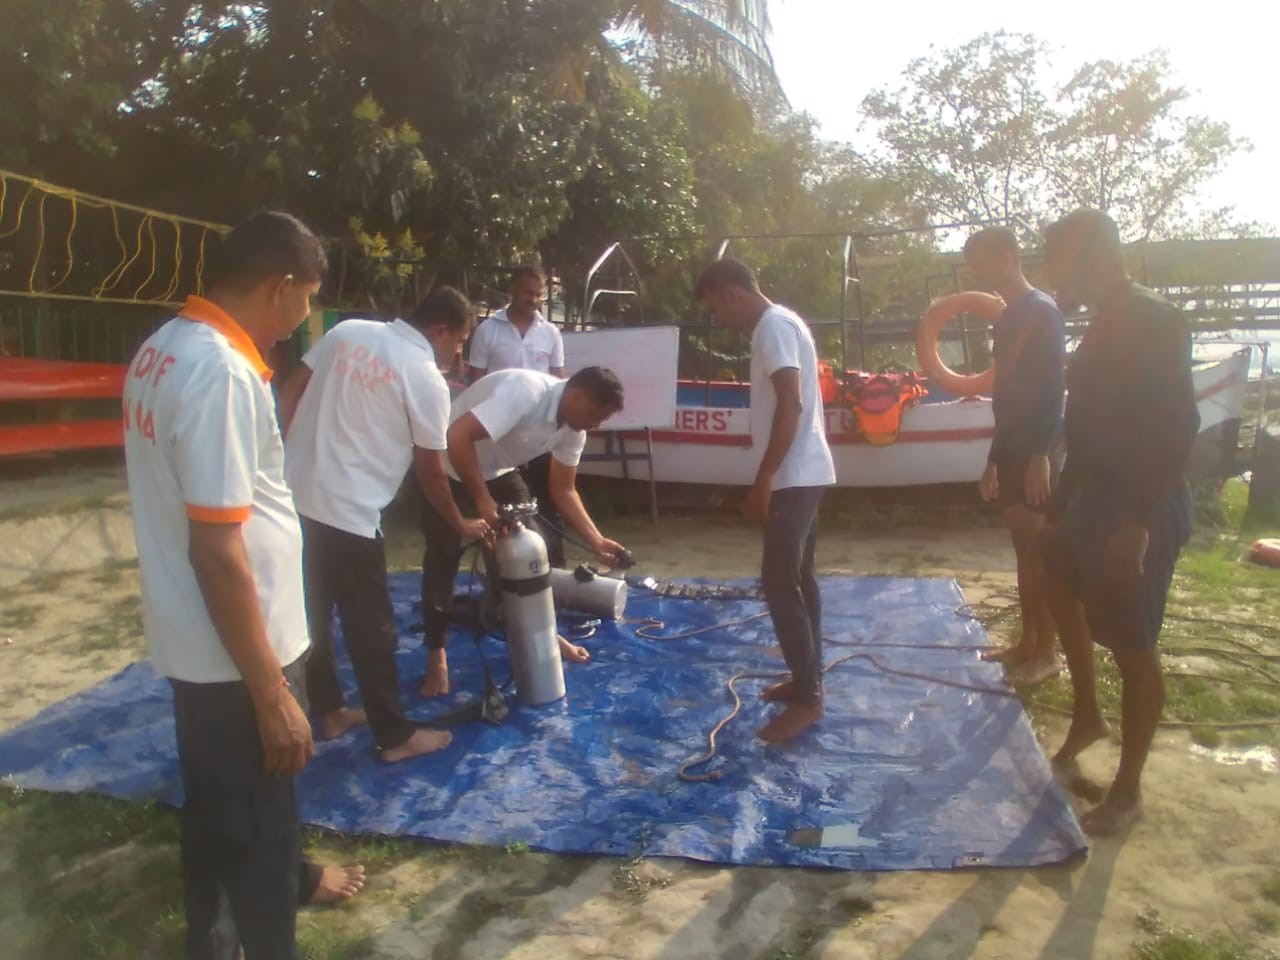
[915,292,1005,397]
[1249,538,1280,568]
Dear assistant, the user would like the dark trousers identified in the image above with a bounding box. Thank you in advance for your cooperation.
[523,453,566,567]
[421,471,532,649]
[302,517,413,751]
[172,655,308,960]
[761,486,825,701]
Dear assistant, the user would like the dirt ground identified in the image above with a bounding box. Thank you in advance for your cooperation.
[1,460,1278,960]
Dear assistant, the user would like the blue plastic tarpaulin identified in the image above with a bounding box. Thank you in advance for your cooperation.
[0,574,1086,870]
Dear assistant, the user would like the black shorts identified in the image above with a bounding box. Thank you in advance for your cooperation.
[1042,484,1192,652]
[994,450,1062,511]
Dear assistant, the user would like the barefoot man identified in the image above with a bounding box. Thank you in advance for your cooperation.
[420,366,627,696]
[280,287,487,761]
[1039,209,1198,835]
[695,258,836,743]
[963,226,1067,686]
[123,212,361,959]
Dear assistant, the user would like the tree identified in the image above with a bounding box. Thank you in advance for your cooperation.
[1045,52,1246,240]
[862,33,1051,234]
[615,0,783,111]
[862,32,1249,241]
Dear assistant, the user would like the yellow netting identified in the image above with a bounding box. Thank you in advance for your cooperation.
[0,168,230,307]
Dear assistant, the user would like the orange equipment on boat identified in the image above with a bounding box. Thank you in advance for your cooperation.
[844,372,928,446]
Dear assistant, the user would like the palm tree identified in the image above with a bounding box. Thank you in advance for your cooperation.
[615,0,783,109]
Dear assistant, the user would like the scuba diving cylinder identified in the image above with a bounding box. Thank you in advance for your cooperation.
[494,502,565,706]
[550,565,628,619]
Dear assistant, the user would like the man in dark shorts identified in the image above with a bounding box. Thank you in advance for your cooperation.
[1038,209,1198,836]
[964,226,1066,686]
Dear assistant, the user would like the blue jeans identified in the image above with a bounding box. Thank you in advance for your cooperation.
[761,486,825,701]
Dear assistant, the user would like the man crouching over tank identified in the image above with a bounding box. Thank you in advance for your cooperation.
[419,366,628,696]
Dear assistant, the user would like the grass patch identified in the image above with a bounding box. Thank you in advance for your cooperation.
[1025,480,1280,746]
[0,787,183,960]
[296,919,378,960]
[0,789,428,960]
[306,830,424,873]
[1132,930,1273,960]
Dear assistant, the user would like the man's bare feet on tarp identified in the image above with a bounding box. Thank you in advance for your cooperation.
[760,678,797,702]
[316,708,367,740]
[420,649,449,698]
[758,700,823,743]
[380,728,452,763]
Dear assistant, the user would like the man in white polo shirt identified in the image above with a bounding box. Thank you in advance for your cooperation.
[124,212,351,959]
[280,287,487,762]
[467,265,565,379]
[695,258,836,743]
[419,366,627,697]
[466,265,570,566]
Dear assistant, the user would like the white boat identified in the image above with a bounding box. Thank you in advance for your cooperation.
[578,347,1253,488]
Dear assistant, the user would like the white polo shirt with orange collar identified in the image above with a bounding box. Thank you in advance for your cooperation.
[123,295,310,684]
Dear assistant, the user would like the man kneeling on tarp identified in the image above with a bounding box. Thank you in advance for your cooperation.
[419,366,629,697]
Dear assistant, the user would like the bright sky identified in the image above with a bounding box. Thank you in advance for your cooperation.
[767,0,1278,233]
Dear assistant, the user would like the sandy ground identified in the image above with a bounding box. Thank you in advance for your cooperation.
[1,464,1278,959]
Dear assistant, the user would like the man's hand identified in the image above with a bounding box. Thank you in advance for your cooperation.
[1024,454,1052,507]
[253,683,314,776]
[1103,521,1149,581]
[978,463,999,503]
[744,479,772,524]
[475,492,501,529]
[591,536,628,568]
[456,517,492,545]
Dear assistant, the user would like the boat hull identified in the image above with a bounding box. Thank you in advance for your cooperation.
[581,350,1253,488]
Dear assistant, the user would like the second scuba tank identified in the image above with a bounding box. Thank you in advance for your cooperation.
[550,564,628,619]
[494,502,565,706]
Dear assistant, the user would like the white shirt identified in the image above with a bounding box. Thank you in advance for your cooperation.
[447,370,586,482]
[468,307,565,374]
[123,296,310,684]
[286,318,450,538]
[750,304,837,491]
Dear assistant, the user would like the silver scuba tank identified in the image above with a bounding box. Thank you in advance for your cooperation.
[494,502,565,706]
[550,565,628,619]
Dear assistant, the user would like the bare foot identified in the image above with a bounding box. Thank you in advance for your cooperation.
[307,864,366,904]
[760,678,797,702]
[317,708,367,741]
[380,728,453,763]
[419,649,449,698]
[758,700,824,743]
[1080,789,1143,836]
[1050,756,1107,804]
[1008,656,1064,688]
[1051,712,1110,766]
[982,643,1033,664]
[557,635,590,663]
